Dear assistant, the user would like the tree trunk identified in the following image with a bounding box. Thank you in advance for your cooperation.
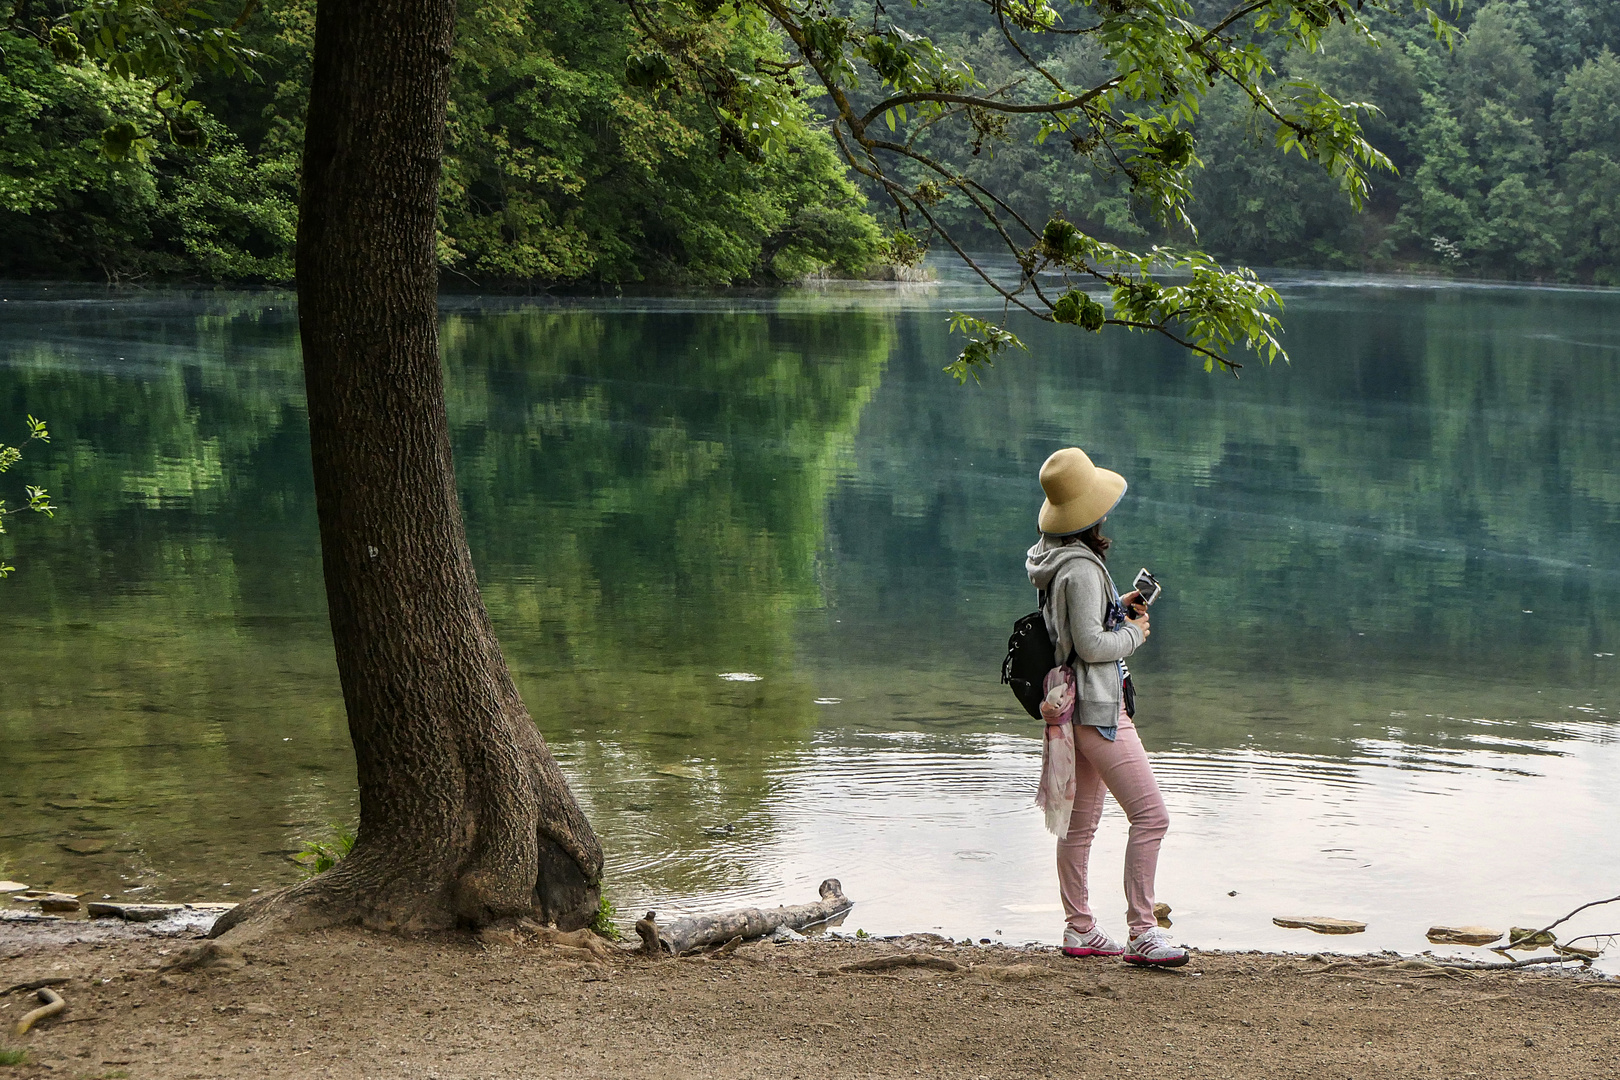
[212,0,601,939]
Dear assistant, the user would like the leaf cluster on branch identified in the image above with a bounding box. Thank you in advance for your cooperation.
[627,0,1462,374]
[4,1,263,160]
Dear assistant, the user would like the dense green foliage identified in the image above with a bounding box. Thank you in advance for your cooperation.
[4,1,1616,285]
[0,1,294,280]
[1201,0,1620,281]
[0,0,884,284]
[890,1,1620,282]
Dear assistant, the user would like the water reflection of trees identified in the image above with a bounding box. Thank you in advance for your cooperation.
[819,287,1620,759]
[441,306,891,895]
[2,284,1614,899]
[0,294,893,902]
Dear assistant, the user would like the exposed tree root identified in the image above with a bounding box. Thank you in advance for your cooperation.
[838,954,963,974]
[13,987,65,1037]
[1312,954,1589,976]
[476,919,617,962]
[210,835,598,944]
[2,978,68,996]
[1429,955,1591,972]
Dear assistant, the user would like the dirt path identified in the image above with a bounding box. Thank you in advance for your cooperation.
[2,928,1617,1079]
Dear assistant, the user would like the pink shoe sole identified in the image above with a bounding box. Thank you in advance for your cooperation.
[1062,946,1124,958]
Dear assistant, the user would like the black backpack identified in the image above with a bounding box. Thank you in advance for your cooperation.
[1001,590,1136,721]
[1002,593,1060,720]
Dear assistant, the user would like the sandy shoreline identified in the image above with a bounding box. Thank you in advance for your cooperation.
[2,923,1617,1079]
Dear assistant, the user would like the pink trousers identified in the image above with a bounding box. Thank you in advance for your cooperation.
[1056,707,1169,937]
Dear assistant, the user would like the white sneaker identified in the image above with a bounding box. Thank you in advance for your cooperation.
[1124,927,1189,967]
[1062,925,1125,957]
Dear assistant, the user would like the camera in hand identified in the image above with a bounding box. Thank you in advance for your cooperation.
[1130,568,1162,611]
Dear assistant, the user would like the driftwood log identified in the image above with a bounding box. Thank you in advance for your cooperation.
[636,878,852,956]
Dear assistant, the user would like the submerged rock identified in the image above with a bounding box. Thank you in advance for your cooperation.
[1506,927,1557,949]
[1426,925,1501,946]
[1272,915,1367,935]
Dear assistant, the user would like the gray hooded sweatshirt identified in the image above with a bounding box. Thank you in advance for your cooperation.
[1025,536,1144,727]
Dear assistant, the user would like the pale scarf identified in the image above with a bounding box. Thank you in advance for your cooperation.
[1035,664,1078,837]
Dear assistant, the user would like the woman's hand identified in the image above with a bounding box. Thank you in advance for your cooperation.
[1120,590,1149,638]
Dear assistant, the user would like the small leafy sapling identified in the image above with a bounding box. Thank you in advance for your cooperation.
[295,823,358,878]
[0,416,56,579]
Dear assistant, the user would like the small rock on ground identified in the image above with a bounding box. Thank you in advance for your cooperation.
[978,963,1048,983]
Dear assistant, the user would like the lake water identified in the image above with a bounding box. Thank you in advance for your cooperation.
[2,271,1618,969]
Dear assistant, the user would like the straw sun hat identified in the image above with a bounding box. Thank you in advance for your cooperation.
[1037,447,1127,535]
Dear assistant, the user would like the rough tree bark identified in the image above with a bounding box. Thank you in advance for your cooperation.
[212,0,601,939]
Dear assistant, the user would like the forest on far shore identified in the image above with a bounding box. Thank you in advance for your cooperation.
[2,0,1618,287]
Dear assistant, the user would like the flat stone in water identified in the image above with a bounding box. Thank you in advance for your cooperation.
[1272,915,1367,935]
[1426,925,1502,946]
[0,910,62,923]
[58,839,108,855]
[12,891,80,912]
[0,881,27,893]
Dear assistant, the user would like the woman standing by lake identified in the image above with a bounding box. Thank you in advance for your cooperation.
[1025,447,1187,967]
